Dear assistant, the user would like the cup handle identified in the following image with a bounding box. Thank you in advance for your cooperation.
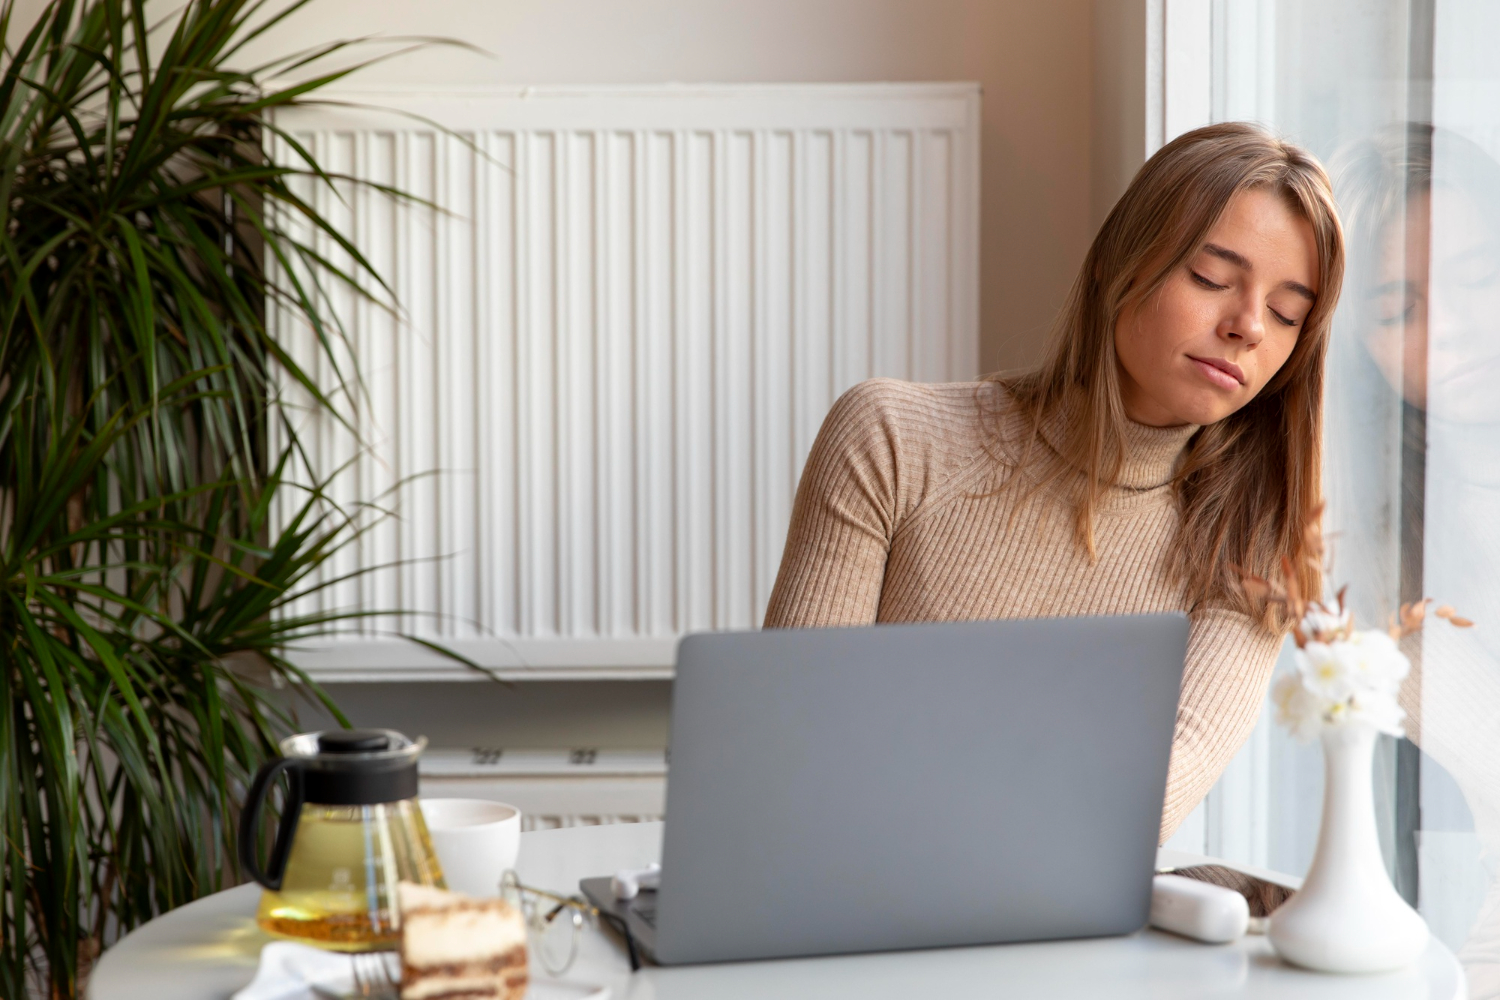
[238,757,304,890]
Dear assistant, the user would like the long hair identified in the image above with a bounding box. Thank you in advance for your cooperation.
[994,122,1344,616]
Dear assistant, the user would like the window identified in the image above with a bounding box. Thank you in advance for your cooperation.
[1194,0,1500,984]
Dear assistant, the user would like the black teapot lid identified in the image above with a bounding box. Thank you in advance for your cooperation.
[277,729,426,805]
[318,730,395,754]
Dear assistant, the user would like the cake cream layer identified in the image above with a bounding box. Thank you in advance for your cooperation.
[397,883,528,964]
[402,909,526,965]
[397,881,529,1000]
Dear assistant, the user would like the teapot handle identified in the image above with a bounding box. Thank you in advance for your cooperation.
[238,757,305,891]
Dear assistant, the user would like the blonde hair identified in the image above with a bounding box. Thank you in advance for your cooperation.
[994,122,1344,615]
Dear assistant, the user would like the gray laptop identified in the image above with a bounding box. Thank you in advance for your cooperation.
[585,613,1189,965]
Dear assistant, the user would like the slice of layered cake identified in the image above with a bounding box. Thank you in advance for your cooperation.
[397,882,528,1000]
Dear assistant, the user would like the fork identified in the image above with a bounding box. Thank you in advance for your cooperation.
[310,951,399,1000]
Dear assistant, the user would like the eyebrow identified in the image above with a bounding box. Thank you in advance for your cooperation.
[1201,242,1318,302]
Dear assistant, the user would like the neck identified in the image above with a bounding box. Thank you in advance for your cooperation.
[1035,396,1200,491]
[1116,417,1201,489]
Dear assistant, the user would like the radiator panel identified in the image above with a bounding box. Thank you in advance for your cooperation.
[268,85,981,680]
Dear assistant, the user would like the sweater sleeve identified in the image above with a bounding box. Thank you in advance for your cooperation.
[1159,608,1285,843]
[762,381,904,628]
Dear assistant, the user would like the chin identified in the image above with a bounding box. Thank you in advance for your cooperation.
[1164,392,1239,427]
[1194,404,1245,426]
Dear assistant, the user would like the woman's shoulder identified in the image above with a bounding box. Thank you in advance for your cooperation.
[811,378,1014,519]
[824,377,1012,446]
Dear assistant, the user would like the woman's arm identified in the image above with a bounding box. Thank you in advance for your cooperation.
[1160,608,1286,843]
[763,381,905,629]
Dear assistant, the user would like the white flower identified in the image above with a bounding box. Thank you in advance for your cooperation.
[1275,626,1411,741]
[1340,629,1410,690]
[1273,672,1330,741]
[1294,642,1356,701]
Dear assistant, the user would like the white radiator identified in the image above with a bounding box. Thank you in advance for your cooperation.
[268,84,981,681]
[419,748,667,831]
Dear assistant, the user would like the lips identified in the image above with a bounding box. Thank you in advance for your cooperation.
[1188,355,1246,388]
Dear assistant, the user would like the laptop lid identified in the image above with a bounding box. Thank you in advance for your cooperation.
[652,613,1190,965]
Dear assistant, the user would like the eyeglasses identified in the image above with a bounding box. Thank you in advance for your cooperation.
[499,870,644,974]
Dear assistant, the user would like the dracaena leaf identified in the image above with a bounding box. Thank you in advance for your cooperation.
[0,2,475,994]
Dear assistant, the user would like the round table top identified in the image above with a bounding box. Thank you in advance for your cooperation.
[88,821,1465,1000]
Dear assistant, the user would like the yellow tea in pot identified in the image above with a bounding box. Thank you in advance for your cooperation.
[255,800,445,951]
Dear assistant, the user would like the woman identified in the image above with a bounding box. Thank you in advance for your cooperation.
[764,122,1344,844]
[1337,123,1500,992]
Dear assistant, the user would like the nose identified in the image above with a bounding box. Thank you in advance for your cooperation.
[1217,292,1265,348]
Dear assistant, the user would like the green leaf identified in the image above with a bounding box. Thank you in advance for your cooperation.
[0,1,478,993]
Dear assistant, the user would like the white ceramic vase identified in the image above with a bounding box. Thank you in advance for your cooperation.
[1269,720,1429,973]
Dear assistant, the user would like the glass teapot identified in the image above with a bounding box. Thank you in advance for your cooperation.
[238,729,446,951]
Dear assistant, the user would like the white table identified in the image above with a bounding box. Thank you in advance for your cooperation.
[89,821,1466,1000]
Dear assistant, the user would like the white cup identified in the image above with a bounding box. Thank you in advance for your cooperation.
[420,798,522,898]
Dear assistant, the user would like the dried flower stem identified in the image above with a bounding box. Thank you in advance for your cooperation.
[1236,501,1472,646]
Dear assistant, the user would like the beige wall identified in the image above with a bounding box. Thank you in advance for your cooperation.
[1090,0,1150,231]
[2,0,1114,749]
[6,0,1099,370]
[235,0,1095,373]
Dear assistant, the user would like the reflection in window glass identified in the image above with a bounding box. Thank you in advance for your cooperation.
[1211,1,1500,992]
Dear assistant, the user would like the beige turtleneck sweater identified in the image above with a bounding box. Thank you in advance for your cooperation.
[763,378,1284,843]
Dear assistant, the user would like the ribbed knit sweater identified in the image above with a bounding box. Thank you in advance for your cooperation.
[763,378,1285,843]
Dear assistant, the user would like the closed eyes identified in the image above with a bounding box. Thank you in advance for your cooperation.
[1191,270,1303,328]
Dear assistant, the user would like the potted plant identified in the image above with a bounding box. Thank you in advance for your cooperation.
[0,0,430,994]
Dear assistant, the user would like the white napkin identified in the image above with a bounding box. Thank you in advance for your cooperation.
[232,941,611,1000]
[231,941,377,1000]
